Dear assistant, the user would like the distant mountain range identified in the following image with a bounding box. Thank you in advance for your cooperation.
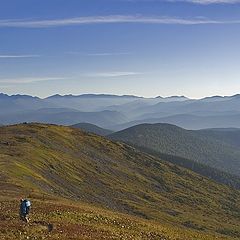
[109,123,240,176]
[1,92,240,130]
[114,113,240,130]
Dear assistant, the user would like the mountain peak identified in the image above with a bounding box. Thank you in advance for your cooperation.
[166,95,188,99]
[0,93,9,98]
[0,93,39,99]
[231,94,240,99]
[46,93,141,99]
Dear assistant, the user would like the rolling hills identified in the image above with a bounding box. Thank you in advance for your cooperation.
[113,113,240,131]
[109,123,240,176]
[1,123,240,239]
[71,122,114,136]
[0,108,127,128]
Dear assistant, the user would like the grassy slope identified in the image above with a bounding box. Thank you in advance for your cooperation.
[2,194,234,240]
[132,146,240,190]
[1,123,240,239]
[109,123,240,176]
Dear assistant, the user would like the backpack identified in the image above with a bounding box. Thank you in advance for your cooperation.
[24,200,31,214]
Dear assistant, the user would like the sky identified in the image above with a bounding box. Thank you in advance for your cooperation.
[1,0,240,98]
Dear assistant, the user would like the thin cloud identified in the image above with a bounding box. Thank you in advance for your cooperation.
[0,55,40,58]
[169,0,240,4]
[85,71,143,78]
[66,52,131,56]
[0,15,240,28]
[0,77,66,84]
[125,0,240,3]
[86,52,131,56]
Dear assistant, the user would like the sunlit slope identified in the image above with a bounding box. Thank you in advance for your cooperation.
[1,123,240,239]
[1,195,237,240]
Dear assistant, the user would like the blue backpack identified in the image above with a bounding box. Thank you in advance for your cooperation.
[21,199,31,214]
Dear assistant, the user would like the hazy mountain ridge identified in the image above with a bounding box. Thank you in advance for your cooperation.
[0,109,127,128]
[1,92,240,129]
[113,113,240,130]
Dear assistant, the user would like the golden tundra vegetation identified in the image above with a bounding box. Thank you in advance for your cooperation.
[0,123,240,240]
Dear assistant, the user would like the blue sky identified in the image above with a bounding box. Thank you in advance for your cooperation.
[1,0,240,98]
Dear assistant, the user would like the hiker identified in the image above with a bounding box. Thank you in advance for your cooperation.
[19,198,31,223]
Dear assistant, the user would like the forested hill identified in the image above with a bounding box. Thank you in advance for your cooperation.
[109,123,240,176]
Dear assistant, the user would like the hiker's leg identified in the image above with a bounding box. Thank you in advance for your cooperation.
[20,214,24,221]
[22,214,27,222]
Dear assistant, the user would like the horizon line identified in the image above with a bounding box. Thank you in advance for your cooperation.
[1,91,240,100]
